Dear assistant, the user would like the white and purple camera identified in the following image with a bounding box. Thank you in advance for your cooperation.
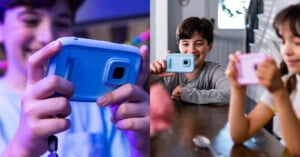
[236,53,268,85]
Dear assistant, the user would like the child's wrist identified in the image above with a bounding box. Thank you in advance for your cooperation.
[232,85,246,93]
[269,82,285,94]
[3,137,31,157]
[150,74,162,85]
[270,85,287,96]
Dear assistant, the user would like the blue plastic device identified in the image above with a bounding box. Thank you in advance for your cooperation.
[166,53,194,73]
[47,37,142,102]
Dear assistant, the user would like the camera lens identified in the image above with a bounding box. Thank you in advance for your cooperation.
[183,60,188,65]
[113,67,125,79]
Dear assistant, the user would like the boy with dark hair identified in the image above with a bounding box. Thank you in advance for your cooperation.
[150,16,230,105]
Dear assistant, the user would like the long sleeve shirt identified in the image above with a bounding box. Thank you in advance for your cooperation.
[162,61,231,105]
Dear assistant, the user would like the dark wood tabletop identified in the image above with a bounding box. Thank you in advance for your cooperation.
[151,102,292,157]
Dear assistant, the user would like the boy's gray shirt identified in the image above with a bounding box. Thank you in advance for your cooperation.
[162,61,230,105]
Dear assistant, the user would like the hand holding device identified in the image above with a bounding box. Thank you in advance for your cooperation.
[165,53,194,73]
[235,53,268,85]
[46,37,141,102]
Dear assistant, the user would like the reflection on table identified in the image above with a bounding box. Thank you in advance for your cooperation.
[151,102,291,157]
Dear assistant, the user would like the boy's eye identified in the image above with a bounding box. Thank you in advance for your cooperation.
[23,19,39,26]
[182,43,189,46]
[19,13,40,27]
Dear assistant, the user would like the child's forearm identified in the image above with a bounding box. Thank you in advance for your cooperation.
[2,137,38,157]
[228,86,250,143]
[272,88,300,156]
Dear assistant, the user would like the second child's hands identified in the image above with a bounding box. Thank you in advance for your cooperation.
[256,57,284,93]
[226,51,284,93]
[225,51,246,89]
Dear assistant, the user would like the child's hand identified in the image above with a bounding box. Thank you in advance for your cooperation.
[256,57,284,93]
[225,51,245,89]
[97,45,150,156]
[150,82,174,137]
[150,50,175,77]
[171,85,183,100]
[5,41,74,157]
[97,84,149,155]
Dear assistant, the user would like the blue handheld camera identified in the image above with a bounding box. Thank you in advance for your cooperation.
[166,53,194,73]
[47,37,141,102]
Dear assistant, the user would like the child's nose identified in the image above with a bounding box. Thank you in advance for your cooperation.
[281,42,294,56]
[36,22,54,45]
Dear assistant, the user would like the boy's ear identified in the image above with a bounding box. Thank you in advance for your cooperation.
[208,43,213,52]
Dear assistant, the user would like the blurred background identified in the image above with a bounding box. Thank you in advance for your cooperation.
[74,0,150,45]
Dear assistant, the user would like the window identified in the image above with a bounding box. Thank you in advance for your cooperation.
[218,0,251,29]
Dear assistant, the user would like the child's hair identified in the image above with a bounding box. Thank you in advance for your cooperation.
[176,17,214,45]
[0,0,84,23]
[273,3,300,94]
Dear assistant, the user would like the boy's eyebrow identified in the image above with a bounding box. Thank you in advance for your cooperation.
[181,39,205,43]
[182,38,204,41]
[16,9,40,20]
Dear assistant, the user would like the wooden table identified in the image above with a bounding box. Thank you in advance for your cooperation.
[151,102,291,157]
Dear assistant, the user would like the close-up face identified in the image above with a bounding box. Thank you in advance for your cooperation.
[178,31,212,68]
[0,0,73,76]
[279,22,300,74]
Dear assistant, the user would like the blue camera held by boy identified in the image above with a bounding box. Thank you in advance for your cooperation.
[166,53,194,73]
[47,37,141,102]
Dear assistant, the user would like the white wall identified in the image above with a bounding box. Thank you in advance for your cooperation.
[150,0,168,62]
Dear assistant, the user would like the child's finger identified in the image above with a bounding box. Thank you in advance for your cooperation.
[96,84,148,107]
[136,45,150,87]
[27,40,61,85]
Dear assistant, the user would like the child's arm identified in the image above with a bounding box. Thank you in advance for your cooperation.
[257,57,300,155]
[272,88,300,155]
[226,52,273,144]
[273,88,300,155]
